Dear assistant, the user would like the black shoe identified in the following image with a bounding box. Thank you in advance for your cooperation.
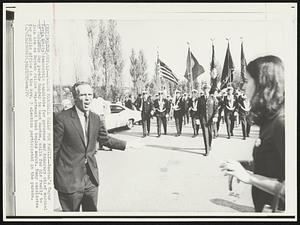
[204,151,209,156]
[174,134,178,137]
[230,133,233,136]
[243,137,246,140]
[227,136,231,139]
[164,132,167,135]
[157,134,161,138]
[147,133,150,136]
[247,134,250,137]
[192,134,197,138]
[142,135,146,138]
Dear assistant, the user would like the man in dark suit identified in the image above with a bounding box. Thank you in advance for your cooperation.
[198,84,219,156]
[173,90,184,137]
[153,90,170,137]
[141,90,153,137]
[189,89,200,137]
[54,81,127,212]
[223,86,237,139]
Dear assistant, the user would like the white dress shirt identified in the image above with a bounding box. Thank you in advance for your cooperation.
[75,106,89,145]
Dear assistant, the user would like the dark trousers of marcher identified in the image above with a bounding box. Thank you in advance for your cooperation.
[225,111,235,137]
[200,120,212,154]
[212,121,218,138]
[191,117,199,135]
[156,116,167,135]
[174,116,183,135]
[216,109,223,132]
[183,111,189,125]
[240,115,251,138]
[142,117,151,136]
[58,164,98,212]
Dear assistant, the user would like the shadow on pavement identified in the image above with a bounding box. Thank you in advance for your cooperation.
[210,198,254,212]
[146,144,206,156]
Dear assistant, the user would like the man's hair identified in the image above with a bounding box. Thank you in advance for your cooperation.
[71,81,92,99]
[246,55,285,125]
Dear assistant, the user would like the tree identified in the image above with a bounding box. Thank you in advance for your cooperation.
[107,20,124,100]
[129,49,148,96]
[86,20,124,101]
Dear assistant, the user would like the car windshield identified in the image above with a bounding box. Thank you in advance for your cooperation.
[110,105,124,114]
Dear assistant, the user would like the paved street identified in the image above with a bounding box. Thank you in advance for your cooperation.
[54,118,259,213]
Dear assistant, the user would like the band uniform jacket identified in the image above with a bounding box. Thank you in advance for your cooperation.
[198,95,219,125]
[173,97,184,117]
[54,106,126,193]
[183,97,190,113]
[223,95,237,114]
[153,98,170,117]
[189,97,200,118]
[141,98,153,119]
[237,96,250,116]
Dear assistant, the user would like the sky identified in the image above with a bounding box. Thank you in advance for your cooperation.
[51,3,294,87]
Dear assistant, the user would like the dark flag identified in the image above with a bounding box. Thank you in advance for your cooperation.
[184,47,205,81]
[158,59,179,85]
[240,41,247,85]
[221,43,234,89]
[210,43,219,92]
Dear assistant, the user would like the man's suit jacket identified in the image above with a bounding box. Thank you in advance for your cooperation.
[173,97,184,117]
[198,95,218,125]
[54,106,126,193]
[223,95,237,114]
[153,98,170,117]
[188,97,200,118]
[141,98,153,119]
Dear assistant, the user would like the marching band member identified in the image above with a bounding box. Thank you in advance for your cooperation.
[141,90,153,138]
[173,90,184,137]
[211,88,219,139]
[182,92,190,125]
[223,86,237,139]
[237,92,252,139]
[198,84,219,156]
[153,90,170,137]
[216,90,225,135]
[189,89,200,137]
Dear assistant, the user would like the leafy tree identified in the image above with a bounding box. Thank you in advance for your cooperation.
[129,49,148,96]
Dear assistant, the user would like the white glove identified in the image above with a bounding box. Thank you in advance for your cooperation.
[212,117,218,122]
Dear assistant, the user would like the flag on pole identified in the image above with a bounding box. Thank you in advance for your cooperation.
[210,43,219,91]
[184,48,205,81]
[240,41,247,85]
[158,59,179,85]
[221,42,234,89]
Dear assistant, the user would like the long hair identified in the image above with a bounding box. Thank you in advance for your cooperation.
[246,55,285,125]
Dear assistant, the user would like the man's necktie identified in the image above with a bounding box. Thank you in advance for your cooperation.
[84,112,89,145]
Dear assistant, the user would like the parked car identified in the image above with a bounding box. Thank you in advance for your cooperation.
[105,104,141,131]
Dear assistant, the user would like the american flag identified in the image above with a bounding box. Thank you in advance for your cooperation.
[158,59,179,85]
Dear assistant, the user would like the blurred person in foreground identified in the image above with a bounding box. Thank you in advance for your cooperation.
[54,81,127,211]
[220,55,285,212]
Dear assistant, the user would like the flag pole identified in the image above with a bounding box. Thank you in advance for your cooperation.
[226,38,231,86]
[187,42,193,92]
[157,46,161,93]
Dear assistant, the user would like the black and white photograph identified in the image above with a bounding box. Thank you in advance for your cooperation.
[3,2,297,221]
